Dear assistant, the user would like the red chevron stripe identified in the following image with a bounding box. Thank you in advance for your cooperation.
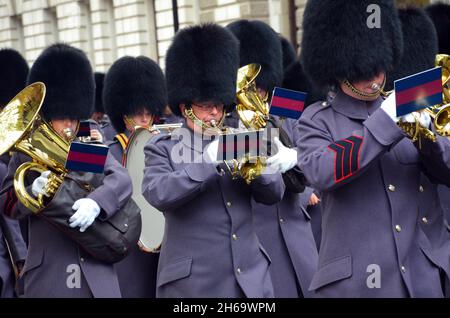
[329,135,363,183]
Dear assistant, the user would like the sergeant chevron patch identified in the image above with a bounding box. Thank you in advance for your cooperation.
[328,135,363,183]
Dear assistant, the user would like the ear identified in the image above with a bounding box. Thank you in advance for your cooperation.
[179,104,187,117]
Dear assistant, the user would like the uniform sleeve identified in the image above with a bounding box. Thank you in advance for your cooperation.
[142,139,222,212]
[415,134,450,187]
[0,215,27,262]
[250,171,285,205]
[297,108,405,192]
[0,153,37,220]
[87,152,133,220]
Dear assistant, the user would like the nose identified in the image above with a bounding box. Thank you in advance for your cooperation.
[210,106,219,115]
[64,119,75,128]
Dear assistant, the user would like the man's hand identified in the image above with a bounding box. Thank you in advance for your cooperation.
[266,137,298,174]
[31,171,51,198]
[69,198,101,232]
[399,111,432,129]
[308,193,320,206]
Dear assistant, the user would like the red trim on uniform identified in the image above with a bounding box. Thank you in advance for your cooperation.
[328,135,363,184]
[4,189,18,217]
[342,138,356,173]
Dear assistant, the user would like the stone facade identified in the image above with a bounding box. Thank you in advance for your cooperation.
[0,0,447,71]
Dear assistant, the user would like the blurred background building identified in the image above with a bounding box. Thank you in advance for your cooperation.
[0,0,448,71]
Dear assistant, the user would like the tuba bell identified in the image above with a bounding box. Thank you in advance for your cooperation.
[0,82,70,213]
[233,64,268,184]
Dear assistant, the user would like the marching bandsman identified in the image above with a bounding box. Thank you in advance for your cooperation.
[0,48,29,297]
[385,7,449,296]
[0,43,132,297]
[91,72,106,125]
[102,55,167,297]
[142,23,285,298]
[297,0,448,297]
[226,19,318,297]
[279,39,326,251]
[95,72,117,143]
[425,2,450,229]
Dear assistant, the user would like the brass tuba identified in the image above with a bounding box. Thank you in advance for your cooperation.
[233,64,268,184]
[233,63,307,192]
[236,63,269,130]
[0,82,70,213]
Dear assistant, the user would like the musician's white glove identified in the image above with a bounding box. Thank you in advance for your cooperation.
[69,198,101,232]
[203,139,220,166]
[380,92,398,122]
[399,111,432,129]
[266,137,298,174]
[31,171,51,198]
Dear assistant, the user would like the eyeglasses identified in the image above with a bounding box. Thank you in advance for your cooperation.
[191,103,224,112]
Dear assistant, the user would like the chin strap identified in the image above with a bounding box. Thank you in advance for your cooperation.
[343,76,387,100]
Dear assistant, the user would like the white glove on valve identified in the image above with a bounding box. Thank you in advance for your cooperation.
[69,198,101,232]
[31,171,51,198]
[266,137,298,174]
[400,111,432,129]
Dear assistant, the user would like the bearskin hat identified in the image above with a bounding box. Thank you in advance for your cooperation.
[385,7,438,91]
[165,23,239,116]
[103,56,167,133]
[94,72,105,113]
[425,3,450,55]
[280,36,297,71]
[0,49,29,107]
[27,43,94,121]
[282,61,326,107]
[227,20,283,93]
[300,0,403,90]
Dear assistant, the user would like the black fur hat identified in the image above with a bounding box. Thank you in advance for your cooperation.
[301,0,403,89]
[27,43,94,121]
[280,36,297,71]
[282,61,326,107]
[94,72,105,113]
[103,56,167,133]
[227,20,283,93]
[385,8,438,91]
[0,49,29,107]
[165,23,239,116]
[425,3,450,55]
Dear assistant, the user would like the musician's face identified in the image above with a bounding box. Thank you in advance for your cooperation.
[257,87,268,101]
[124,109,154,131]
[91,111,104,123]
[180,101,224,132]
[50,118,79,140]
[341,72,386,101]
